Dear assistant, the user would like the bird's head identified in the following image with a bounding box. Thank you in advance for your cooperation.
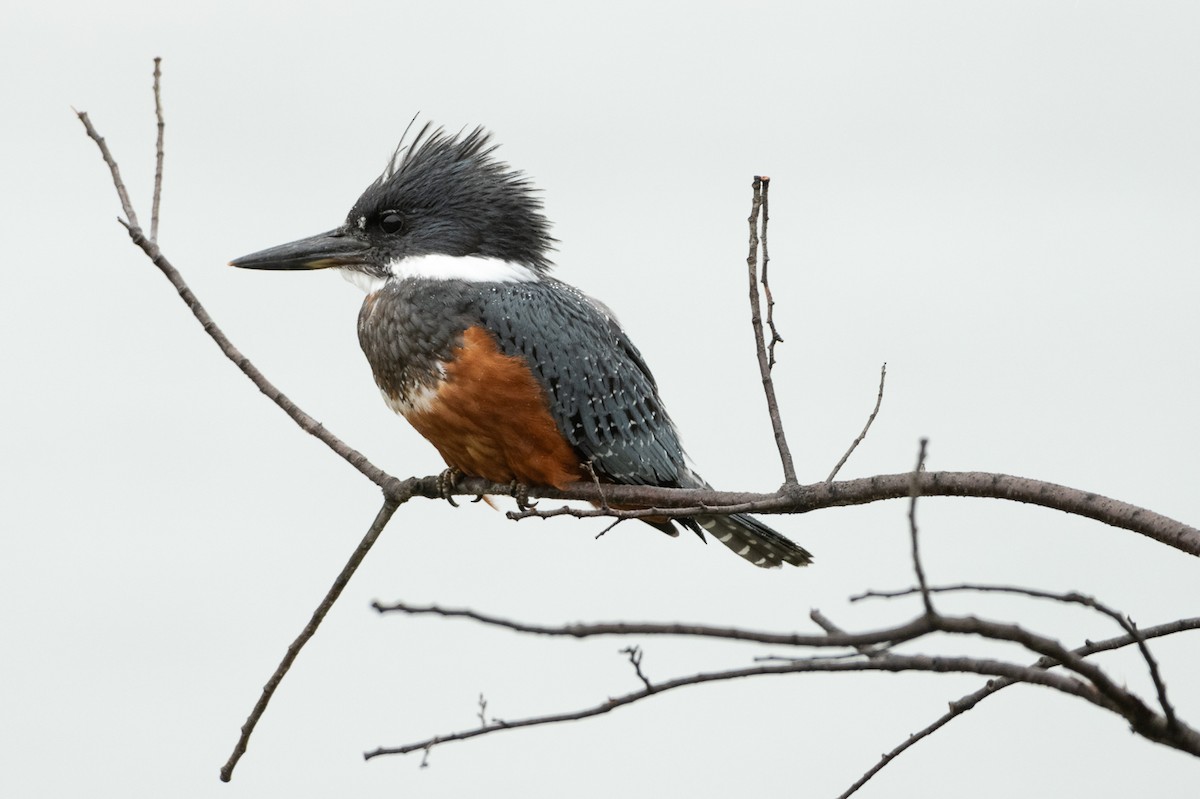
[229,123,555,290]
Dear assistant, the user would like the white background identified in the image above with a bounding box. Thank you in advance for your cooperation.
[3,2,1198,796]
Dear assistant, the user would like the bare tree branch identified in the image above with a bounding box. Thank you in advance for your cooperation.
[74,109,141,230]
[908,439,934,615]
[853,582,1177,727]
[363,656,1082,759]
[809,608,891,657]
[621,646,653,691]
[759,176,784,369]
[371,570,1200,766]
[151,56,164,243]
[365,635,1200,762]
[746,176,797,484]
[836,615,1200,799]
[372,599,936,648]
[492,472,1200,559]
[826,363,887,482]
[73,112,400,493]
[221,498,400,781]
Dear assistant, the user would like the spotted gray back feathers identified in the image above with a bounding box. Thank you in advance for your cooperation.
[476,280,813,567]
[476,278,685,486]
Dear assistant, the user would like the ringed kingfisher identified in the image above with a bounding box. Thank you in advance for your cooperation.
[230,123,812,569]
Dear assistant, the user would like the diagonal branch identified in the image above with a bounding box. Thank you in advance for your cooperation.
[221,498,401,781]
[78,108,399,494]
[854,582,1177,727]
[827,363,887,481]
[74,110,141,230]
[837,616,1200,799]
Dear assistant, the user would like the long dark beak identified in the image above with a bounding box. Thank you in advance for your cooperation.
[228,228,370,271]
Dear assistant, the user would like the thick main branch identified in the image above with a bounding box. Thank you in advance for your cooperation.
[483,471,1199,558]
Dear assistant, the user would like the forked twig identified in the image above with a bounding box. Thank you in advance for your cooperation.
[76,108,396,493]
[621,646,653,691]
[745,176,797,484]
[759,176,784,368]
[835,616,1200,799]
[364,607,1200,762]
[853,582,1177,728]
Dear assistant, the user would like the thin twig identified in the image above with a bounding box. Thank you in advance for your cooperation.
[810,609,890,657]
[372,600,936,648]
[754,650,870,665]
[582,459,609,511]
[759,176,784,369]
[74,110,140,230]
[827,363,887,481]
[117,220,398,490]
[221,498,400,781]
[745,177,797,484]
[150,56,164,243]
[621,646,653,691]
[836,616,1200,799]
[364,657,1093,759]
[908,439,933,615]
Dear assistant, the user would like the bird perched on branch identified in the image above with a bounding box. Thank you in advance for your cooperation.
[230,123,812,568]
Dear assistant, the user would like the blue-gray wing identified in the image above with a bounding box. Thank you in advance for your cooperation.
[473,278,687,486]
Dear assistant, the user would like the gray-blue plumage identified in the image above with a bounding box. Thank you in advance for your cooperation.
[476,278,685,486]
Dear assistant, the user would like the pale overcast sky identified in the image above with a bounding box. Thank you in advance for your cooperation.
[3,2,1198,797]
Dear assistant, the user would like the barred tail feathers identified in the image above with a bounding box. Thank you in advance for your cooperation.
[694,513,813,569]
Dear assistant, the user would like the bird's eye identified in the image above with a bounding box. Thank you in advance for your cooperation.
[379,211,405,235]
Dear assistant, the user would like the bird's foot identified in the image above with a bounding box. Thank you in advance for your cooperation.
[437,468,463,507]
[508,480,536,510]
